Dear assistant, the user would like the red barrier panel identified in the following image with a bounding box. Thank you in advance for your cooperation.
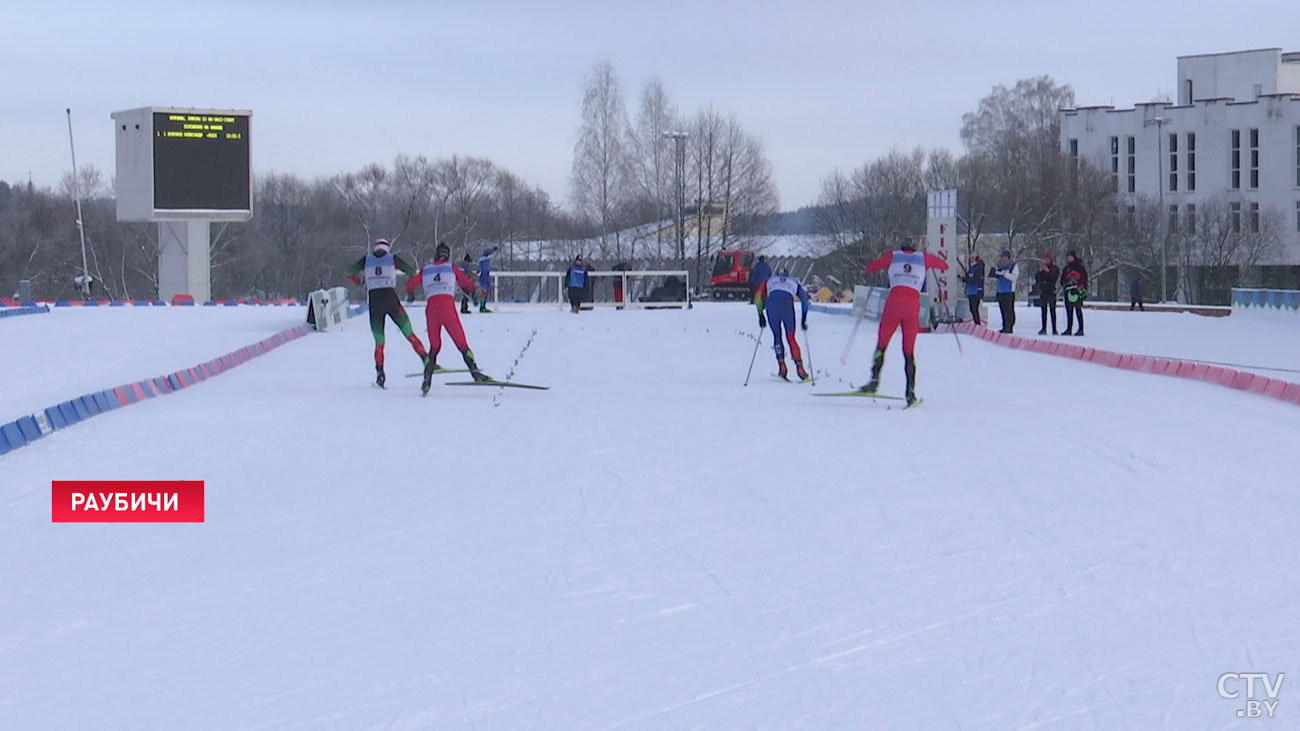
[1282,383,1300,405]
[1230,372,1256,391]
[1263,379,1288,399]
[1207,367,1236,387]
[171,294,195,306]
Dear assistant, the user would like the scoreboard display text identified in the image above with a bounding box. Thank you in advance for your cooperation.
[152,112,250,211]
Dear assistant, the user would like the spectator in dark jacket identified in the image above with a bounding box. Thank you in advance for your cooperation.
[958,255,985,325]
[1034,253,1060,335]
[1130,278,1145,311]
[749,255,772,295]
[1060,250,1089,335]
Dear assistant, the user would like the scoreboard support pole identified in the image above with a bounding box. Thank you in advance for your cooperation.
[158,220,211,304]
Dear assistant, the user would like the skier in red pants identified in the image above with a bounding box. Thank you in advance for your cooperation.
[860,235,948,405]
[407,242,491,395]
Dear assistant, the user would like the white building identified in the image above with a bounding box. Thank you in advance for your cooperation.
[1060,48,1300,282]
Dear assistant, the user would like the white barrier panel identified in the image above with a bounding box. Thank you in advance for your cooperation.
[852,285,937,329]
[308,287,350,331]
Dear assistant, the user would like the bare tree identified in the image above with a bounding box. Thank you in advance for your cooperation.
[626,77,679,257]
[571,60,631,259]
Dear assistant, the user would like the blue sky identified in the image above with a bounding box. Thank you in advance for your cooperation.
[5,0,1300,209]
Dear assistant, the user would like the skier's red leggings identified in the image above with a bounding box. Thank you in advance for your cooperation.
[424,296,469,357]
[876,288,921,357]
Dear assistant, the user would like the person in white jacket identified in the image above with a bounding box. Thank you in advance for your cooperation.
[989,250,1020,333]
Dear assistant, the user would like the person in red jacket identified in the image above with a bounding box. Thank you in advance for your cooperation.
[406,241,490,395]
[860,235,948,405]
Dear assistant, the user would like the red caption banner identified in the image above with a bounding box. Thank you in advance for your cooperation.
[52,481,205,522]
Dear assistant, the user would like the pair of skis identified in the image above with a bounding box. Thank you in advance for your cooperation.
[402,368,549,391]
[813,390,922,408]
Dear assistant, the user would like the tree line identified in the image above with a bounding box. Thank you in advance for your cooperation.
[813,76,1287,304]
[0,60,778,301]
[3,71,1284,304]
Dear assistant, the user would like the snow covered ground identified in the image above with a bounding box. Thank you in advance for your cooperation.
[3,303,1299,728]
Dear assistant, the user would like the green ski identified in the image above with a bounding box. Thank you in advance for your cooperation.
[446,379,549,391]
[405,368,470,378]
[812,391,905,400]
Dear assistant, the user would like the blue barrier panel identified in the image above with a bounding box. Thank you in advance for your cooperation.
[60,401,82,424]
[46,405,68,430]
[224,301,239,307]
[203,301,218,306]
[70,398,91,421]
[81,395,101,417]
[167,375,183,391]
[17,416,42,441]
[109,301,125,307]
[93,392,116,412]
[1,421,27,452]
[85,301,100,307]
[132,301,151,307]
[0,306,48,319]
[1286,291,1300,311]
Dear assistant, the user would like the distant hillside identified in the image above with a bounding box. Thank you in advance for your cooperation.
[743,205,828,236]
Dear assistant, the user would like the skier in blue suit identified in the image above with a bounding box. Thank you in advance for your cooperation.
[753,267,811,381]
[476,246,498,312]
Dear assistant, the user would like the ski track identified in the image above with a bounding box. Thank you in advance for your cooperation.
[2,304,1299,728]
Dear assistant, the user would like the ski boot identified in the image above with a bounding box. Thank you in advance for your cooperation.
[777,359,789,380]
[795,359,809,382]
[462,349,491,382]
[479,302,491,313]
[857,348,885,393]
[420,357,436,396]
[375,364,386,389]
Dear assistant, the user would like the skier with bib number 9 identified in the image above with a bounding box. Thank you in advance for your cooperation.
[407,241,491,395]
[753,267,811,381]
[860,235,948,406]
[345,238,429,388]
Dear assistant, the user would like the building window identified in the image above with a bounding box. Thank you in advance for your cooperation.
[1231,129,1241,189]
[1187,132,1196,191]
[1296,201,1300,233]
[1249,128,1259,189]
[1187,204,1196,235]
[1168,204,1179,234]
[1250,202,1260,233]
[1168,133,1179,191]
[1127,136,1136,193]
[1295,126,1299,187]
[1110,136,1120,192]
[1231,201,1242,233]
[1185,79,1193,102]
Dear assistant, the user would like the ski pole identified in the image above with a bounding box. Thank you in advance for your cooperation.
[840,305,866,365]
[803,324,816,385]
[929,268,964,355]
[743,328,763,386]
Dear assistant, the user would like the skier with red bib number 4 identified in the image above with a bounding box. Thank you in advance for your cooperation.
[859,235,948,406]
[407,241,491,396]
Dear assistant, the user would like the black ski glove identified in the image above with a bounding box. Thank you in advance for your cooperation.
[758,313,767,328]
[406,293,415,304]
[801,319,808,331]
